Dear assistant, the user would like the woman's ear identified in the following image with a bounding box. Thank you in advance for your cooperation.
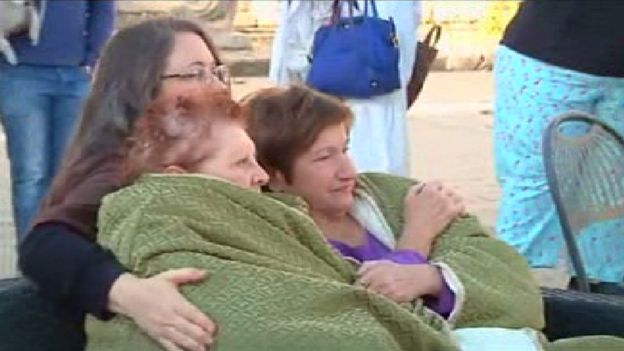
[163,165,187,174]
[267,170,288,192]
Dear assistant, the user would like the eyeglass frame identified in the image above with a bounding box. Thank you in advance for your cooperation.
[161,65,231,88]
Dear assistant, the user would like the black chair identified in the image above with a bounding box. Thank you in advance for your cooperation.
[0,279,622,347]
[542,287,624,340]
[0,278,85,351]
[543,111,624,293]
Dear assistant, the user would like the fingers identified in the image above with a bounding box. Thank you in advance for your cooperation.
[359,274,387,293]
[413,181,445,202]
[158,268,207,286]
[118,273,218,351]
[446,192,465,214]
[408,183,426,196]
[416,183,426,194]
[429,181,466,215]
[357,261,391,288]
[175,300,217,341]
[155,270,215,347]
[427,180,445,192]
[170,314,213,347]
[357,260,383,277]
[453,197,467,215]
[358,264,416,303]
[443,186,465,215]
[159,339,185,351]
[161,325,206,351]
[364,270,391,292]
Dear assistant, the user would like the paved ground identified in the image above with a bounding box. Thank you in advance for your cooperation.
[0,71,568,285]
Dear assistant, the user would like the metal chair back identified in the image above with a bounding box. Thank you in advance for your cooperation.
[543,111,624,292]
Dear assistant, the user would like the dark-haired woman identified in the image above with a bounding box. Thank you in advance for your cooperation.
[18,18,230,351]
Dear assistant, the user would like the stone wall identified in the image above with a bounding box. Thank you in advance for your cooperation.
[116,1,238,30]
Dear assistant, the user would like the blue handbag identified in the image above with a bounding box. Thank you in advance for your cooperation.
[306,0,401,98]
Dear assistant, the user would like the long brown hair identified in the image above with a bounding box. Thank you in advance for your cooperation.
[38,18,223,238]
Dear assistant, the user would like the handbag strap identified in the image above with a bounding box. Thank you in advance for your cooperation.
[332,0,361,23]
[363,0,379,18]
[423,24,442,47]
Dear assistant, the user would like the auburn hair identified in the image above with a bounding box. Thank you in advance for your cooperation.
[122,87,242,183]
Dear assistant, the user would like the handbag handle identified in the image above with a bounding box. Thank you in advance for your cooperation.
[423,24,442,47]
[363,0,379,18]
[331,0,382,22]
[332,0,356,23]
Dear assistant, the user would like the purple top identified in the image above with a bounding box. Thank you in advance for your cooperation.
[329,230,455,318]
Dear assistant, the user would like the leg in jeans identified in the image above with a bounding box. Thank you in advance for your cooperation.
[50,76,89,178]
[0,73,53,239]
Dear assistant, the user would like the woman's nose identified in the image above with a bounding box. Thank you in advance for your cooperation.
[253,163,270,187]
[338,154,357,179]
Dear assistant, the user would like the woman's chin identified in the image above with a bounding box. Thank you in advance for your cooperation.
[330,194,354,213]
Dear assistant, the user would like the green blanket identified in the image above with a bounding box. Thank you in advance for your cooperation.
[355,174,624,351]
[86,174,624,350]
[349,173,545,329]
[86,174,458,351]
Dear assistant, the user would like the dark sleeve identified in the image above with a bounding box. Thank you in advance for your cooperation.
[84,0,116,67]
[18,222,125,321]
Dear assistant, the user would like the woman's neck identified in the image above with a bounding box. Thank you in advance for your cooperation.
[310,209,365,246]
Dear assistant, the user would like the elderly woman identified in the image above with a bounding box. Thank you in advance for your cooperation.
[242,85,624,350]
[85,84,622,350]
[243,85,542,326]
[86,87,461,351]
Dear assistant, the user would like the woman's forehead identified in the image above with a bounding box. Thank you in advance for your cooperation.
[310,125,348,148]
[167,32,216,69]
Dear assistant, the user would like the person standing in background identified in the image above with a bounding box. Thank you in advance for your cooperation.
[0,0,116,239]
[494,0,624,292]
[269,0,420,176]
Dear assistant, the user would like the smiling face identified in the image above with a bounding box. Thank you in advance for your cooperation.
[272,123,357,215]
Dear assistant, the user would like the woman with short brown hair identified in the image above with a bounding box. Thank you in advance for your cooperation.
[243,85,539,323]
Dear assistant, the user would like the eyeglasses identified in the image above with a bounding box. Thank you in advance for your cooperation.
[161,65,231,87]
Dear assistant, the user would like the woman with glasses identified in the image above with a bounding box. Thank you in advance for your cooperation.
[16,18,230,351]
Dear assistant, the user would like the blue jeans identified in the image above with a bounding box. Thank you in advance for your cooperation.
[0,63,89,239]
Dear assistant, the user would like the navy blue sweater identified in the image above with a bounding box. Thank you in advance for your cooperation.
[19,222,124,321]
[8,0,115,67]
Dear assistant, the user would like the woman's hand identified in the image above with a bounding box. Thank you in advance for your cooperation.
[356,260,443,303]
[398,181,465,256]
[108,269,216,351]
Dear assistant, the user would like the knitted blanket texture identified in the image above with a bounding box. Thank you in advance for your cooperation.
[85,173,623,351]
